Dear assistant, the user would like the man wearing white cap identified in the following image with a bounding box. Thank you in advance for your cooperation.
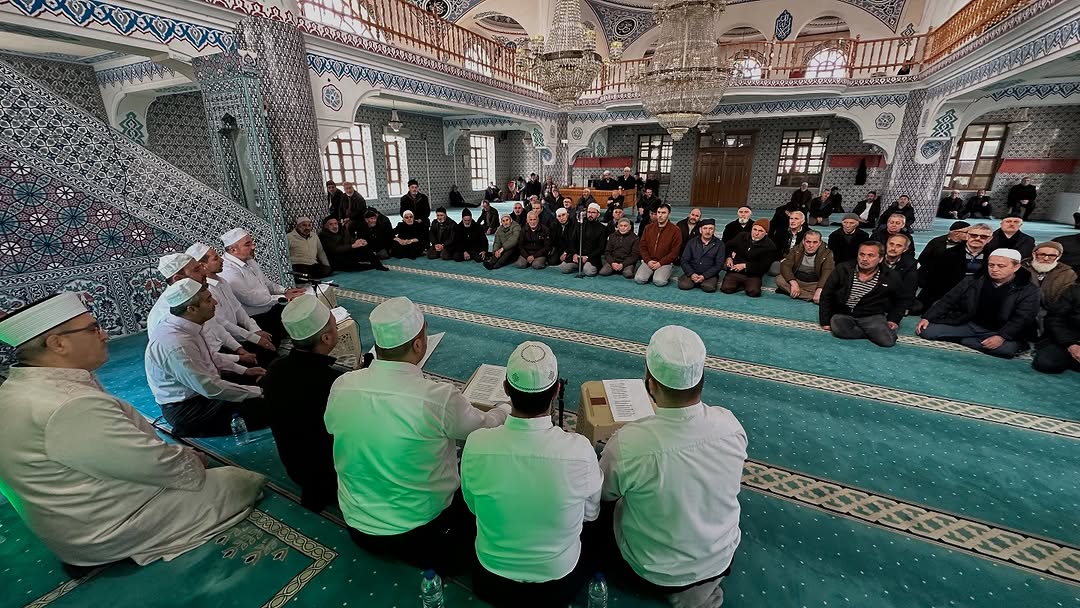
[325,296,509,571]
[599,325,747,605]
[186,242,277,361]
[145,279,269,437]
[218,227,305,344]
[916,248,1041,357]
[261,295,342,512]
[484,213,521,270]
[461,342,602,606]
[286,217,332,279]
[558,202,606,276]
[0,292,265,570]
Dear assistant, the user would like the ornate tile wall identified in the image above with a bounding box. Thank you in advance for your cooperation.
[0,53,109,124]
[145,92,224,192]
[880,89,946,230]
[604,125,695,204]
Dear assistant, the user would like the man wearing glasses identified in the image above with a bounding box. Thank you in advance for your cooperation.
[916,223,994,312]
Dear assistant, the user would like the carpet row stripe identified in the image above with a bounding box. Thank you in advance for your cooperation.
[337,289,1080,440]
[418,371,1080,586]
[383,265,1013,358]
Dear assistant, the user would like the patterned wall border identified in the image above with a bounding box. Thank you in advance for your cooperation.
[568,94,908,123]
[984,80,1080,101]
[96,60,179,87]
[337,287,1079,439]
[1,0,235,53]
[443,116,522,128]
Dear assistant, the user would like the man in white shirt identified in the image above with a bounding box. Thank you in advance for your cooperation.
[187,242,278,363]
[144,279,268,437]
[599,325,747,607]
[462,342,602,607]
[325,296,509,573]
[0,292,265,572]
[217,227,305,344]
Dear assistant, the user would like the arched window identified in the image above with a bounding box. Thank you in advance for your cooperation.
[301,0,385,41]
[732,55,764,80]
[805,48,847,79]
[465,46,493,77]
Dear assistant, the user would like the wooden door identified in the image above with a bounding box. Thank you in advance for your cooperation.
[691,152,723,207]
[691,132,755,207]
[717,149,753,207]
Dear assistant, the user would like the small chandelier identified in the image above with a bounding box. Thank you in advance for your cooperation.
[635,0,732,140]
[516,0,622,110]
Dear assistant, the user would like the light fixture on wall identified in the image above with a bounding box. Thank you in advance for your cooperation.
[388,101,404,133]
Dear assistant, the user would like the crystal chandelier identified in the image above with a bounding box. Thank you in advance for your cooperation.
[635,0,732,140]
[516,0,622,110]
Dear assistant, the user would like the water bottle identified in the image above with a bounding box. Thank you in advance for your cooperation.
[230,414,249,446]
[587,573,608,608]
[420,569,444,608]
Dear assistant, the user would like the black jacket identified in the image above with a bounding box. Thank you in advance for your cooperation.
[937,196,965,218]
[809,196,836,218]
[637,195,661,214]
[616,175,640,190]
[1007,184,1037,207]
[394,220,428,247]
[352,216,393,252]
[262,350,341,511]
[332,191,367,224]
[429,217,457,247]
[923,272,1040,343]
[881,253,919,311]
[453,220,488,254]
[523,179,543,198]
[681,236,726,279]
[918,234,964,275]
[917,245,988,309]
[819,262,907,325]
[1043,284,1080,347]
[399,192,431,222]
[477,206,500,233]
[319,228,354,263]
[327,189,343,215]
[484,186,501,202]
[878,202,916,229]
[851,198,881,225]
[986,229,1036,260]
[1053,233,1080,274]
[722,219,753,244]
[567,219,608,262]
[519,223,551,258]
[789,189,813,210]
[965,195,992,216]
[827,227,870,264]
[549,221,575,261]
[726,233,777,277]
[603,230,640,266]
[771,226,808,260]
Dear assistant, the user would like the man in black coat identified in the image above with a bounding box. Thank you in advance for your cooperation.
[828,214,870,265]
[788,182,813,212]
[871,213,913,245]
[769,210,808,274]
[427,207,457,260]
[326,180,344,215]
[920,221,970,269]
[1053,233,1080,274]
[678,219,725,292]
[320,215,388,271]
[558,204,607,276]
[1033,283,1080,373]
[877,195,916,229]
[514,211,551,270]
[1007,177,1038,220]
[351,209,394,260]
[850,191,881,228]
[333,181,367,226]
[916,222,993,312]
[452,208,489,262]
[916,248,1040,358]
[636,187,661,235]
[819,241,907,347]
[965,189,993,219]
[721,219,777,297]
[986,216,1036,260]
[399,179,431,228]
[549,208,575,266]
[937,190,965,219]
[477,200,500,235]
[881,233,920,314]
[722,206,754,244]
[523,172,543,198]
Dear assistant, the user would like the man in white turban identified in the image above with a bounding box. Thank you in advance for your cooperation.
[325,296,509,573]
[218,227,305,344]
[0,292,265,572]
[598,325,747,606]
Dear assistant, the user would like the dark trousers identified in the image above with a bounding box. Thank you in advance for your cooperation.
[426,246,454,260]
[484,247,518,270]
[160,395,269,438]
[242,340,278,367]
[677,275,719,292]
[472,547,593,608]
[1010,202,1035,220]
[1032,342,1080,373]
[292,263,332,280]
[347,490,476,576]
[920,321,1021,358]
[720,272,763,297]
[328,251,385,272]
[829,314,897,347]
[251,305,287,345]
[453,249,488,262]
[391,242,426,259]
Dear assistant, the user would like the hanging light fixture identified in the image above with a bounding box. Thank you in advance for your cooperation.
[635,0,733,140]
[388,100,404,132]
[515,0,622,110]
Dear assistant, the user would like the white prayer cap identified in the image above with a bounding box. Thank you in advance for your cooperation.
[282,295,331,341]
[989,248,1022,262]
[646,325,706,390]
[158,253,194,279]
[588,202,601,213]
[0,292,89,347]
[555,208,568,216]
[163,278,203,307]
[506,341,558,393]
[185,242,210,262]
[221,227,250,247]
[296,216,312,224]
[370,296,424,348]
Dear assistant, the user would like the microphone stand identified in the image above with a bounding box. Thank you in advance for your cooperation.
[556,377,567,429]
[576,211,585,278]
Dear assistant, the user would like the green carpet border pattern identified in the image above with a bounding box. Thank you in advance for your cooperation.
[383,265,990,357]
[337,288,1080,439]
[26,575,93,608]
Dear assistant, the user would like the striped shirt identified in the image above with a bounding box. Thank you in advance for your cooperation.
[846,268,880,310]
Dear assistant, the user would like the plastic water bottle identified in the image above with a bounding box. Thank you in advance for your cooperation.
[587,573,608,608]
[230,414,249,446]
[420,570,444,607]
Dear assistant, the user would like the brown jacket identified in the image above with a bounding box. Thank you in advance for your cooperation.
[640,221,683,266]
[780,245,835,286]
[1023,261,1078,308]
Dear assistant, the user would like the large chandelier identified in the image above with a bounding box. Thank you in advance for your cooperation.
[635,0,732,140]
[516,0,622,110]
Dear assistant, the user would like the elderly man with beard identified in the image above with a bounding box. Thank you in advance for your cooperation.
[1033,283,1080,373]
[560,203,607,276]
[287,217,332,279]
[452,208,489,263]
[1023,241,1077,310]
[916,249,1040,358]
[722,206,754,244]
[777,230,834,303]
[515,211,551,270]
[427,207,457,261]
[721,219,777,297]
[323,214,390,271]
[676,208,702,255]
[391,210,428,259]
[509,201,528,226]
[877,195,916,230]
[677,219,725,293]
[600,218,641,279]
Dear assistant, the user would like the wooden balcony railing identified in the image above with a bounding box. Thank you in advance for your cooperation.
[924,0,1037,63]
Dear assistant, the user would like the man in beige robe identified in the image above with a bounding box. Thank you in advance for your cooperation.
[0,292,266,568]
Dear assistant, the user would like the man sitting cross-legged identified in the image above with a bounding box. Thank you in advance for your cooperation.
[916,248,1040,358]
[881,233,919,314]
[986,216,1036,261]
[427,207,457,260]
[827,214,870,266]
[636,203,683,286]
[484,214,521,271]
[776,229,834,303]
[559,203,607,276]
[1033,283,1080,374]
[677,218,725,293]
[721,206,753,244]
[819,241,907,348]
[600,217,641,279]
[720,219,776,297]
[514,210,551,270]
[916,222,993,313]
[597,325,747,608]
[549,208,575,266]
[0,292,266,572]
[452,208,489,263]
[462,342,602,608]
[287,216,332,279]
[326,297,509,574]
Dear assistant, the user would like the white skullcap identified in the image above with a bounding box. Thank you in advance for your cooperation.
[646,325,706,390]
[555,208,568,216]
[0,292,89,347]
[588,202,601,213]
[989,248,1022,262]
[158,253,194,278]
[506,341,558,393]
[282,294,331,341]
[221,227,250,247]
[370,296,424,348]
[185,242,211,262]
[296,216,312,224]
[402,210,414,218]
[163,278,203,307]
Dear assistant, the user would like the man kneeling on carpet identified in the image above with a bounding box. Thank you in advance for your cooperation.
[461,342,602,607]
[819,241,906,347]
[0,292,265,573]
[598,326,747,607]
[560,203,607,276]
[677,218,725,293]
